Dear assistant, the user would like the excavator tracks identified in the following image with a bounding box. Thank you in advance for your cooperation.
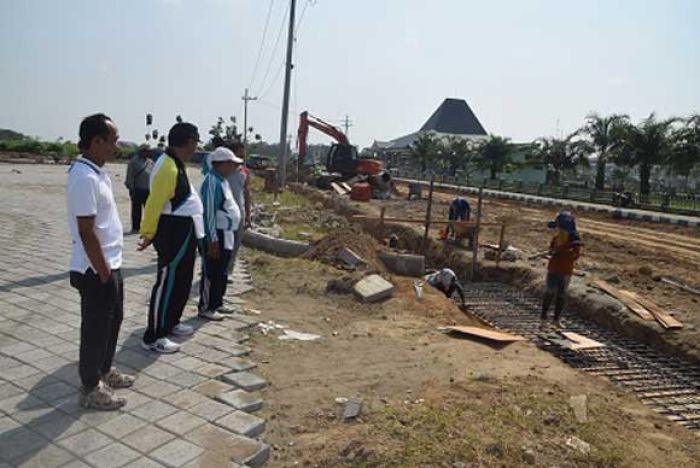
[463,283,700,432]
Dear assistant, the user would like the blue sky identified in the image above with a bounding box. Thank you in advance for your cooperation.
[1,0,698,148]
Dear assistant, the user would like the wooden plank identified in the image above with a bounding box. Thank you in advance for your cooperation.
[331,182,348,195]
[340,182,352,192]
[624,291,684,329]
[445,326,525,342]
[561,332,606,350]
[593,280,655,321]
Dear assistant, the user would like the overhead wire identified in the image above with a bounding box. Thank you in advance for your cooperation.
[255,1,290,97]
[248,0,276,91]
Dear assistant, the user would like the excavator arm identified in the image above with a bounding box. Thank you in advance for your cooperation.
[297,111,349,173]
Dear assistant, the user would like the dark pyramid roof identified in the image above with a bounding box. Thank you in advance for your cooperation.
[419,98,487,135]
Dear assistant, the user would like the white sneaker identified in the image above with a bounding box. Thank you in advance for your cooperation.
[198,310,225,321]
[142,337,180,353]
[170,323,194,336]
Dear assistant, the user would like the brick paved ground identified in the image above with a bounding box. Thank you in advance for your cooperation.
[0,163,269,467]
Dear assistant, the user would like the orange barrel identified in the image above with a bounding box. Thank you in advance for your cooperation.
[350,182,372,202]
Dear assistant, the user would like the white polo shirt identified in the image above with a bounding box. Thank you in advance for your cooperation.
[66,156,123,273]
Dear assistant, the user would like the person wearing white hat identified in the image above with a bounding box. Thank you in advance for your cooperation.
[198,146,242,320]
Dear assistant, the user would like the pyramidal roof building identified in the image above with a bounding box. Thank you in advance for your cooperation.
[372,98,488,151]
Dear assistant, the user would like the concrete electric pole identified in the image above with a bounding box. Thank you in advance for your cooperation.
[276,0,296,189]
[342,115,352,136]
[241,88,257,147]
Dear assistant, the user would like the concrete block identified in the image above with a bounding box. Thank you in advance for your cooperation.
[122,425,175,453]
[214,410,266,437]
[378,253,425,277]
[58,428,112,457]
[353,274,395,303]
[242,230,311,257]
[151,439,203,468]
[189,399,235,422]
[156,410,207,436]
[220,371,267,392]
[216,389,263,412]
[84,442,140,468]
[220,357,256,372]
[337,248,365,267]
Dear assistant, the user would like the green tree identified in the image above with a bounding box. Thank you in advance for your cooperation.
[668,114,700,183]
[580,113,629,190]
[477,135,513,180]
[616,113,678,198]
[443,136,477,176]
[410,133,439,173]
[531,134,589,185]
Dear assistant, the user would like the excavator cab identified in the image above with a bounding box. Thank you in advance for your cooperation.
[326,143,359,177]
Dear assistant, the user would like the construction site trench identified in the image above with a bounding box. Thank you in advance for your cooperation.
[285,182,700,435]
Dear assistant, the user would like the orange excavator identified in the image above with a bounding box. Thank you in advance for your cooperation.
[297,111,386,190]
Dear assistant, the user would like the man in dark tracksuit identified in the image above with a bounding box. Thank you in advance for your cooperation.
[138,123,204,354]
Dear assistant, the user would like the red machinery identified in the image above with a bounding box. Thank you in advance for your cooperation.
[297,111,384,179]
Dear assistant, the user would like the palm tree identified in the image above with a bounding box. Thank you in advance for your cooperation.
[444,136,476,176]
[531,134,589,185]
[410,133,439,173]
[477,135,513,180]
[668,114,700,184]
[581,113,629,190]
[616,113,678,198]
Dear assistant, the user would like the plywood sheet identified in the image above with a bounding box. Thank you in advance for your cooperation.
[561,332,606,350]
[445,326,525,342]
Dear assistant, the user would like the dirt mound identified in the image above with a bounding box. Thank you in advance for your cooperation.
[303,225,386,271]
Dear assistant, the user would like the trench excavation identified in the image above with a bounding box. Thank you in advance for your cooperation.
[462,282,700,432]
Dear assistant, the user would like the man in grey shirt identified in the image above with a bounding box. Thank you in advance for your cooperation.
[226,142,252,276]
[125,144,153,233]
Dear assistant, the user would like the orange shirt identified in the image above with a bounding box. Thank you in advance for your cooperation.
[547,230,581,276]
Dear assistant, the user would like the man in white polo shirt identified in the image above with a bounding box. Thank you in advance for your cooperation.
[67,113,135,411]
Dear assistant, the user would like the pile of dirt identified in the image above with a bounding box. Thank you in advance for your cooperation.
[303,225,386,271]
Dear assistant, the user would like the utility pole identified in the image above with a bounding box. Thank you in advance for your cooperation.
[277,0,296,189]
[241,88,257,147]
[342,114,352,136]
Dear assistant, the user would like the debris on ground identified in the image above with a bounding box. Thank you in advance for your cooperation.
[661,277,700,296]
[569,394,589,423]
[326,275,361,295]
[565,435,592,454]
[279,330,321,341]
[258,320,287,335]
[413,280,423,299]
[337,247,366,268]
[303,225,385,271]
[342,398,363,421]
[353,274,395,303]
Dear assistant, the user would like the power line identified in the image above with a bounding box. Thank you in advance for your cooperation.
[257,0,312,101]
[255,1,290,96]
[248,0,276,91]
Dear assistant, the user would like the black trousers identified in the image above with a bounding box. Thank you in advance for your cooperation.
[130,188,150,232]
[144,216,197,344]
[70,269,124,390]
[199,231,232,313]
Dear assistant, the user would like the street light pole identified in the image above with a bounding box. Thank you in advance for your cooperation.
[276,0,296,189]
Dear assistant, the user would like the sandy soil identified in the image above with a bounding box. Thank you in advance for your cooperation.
[240,247,700,466]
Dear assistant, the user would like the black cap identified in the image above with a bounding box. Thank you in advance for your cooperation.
[168,122,199,147]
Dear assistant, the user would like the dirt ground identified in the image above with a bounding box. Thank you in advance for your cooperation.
[374,184,700,358]
[241,185,700,467]
[243,252,700,467]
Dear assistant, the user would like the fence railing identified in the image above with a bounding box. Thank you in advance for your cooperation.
[391,169,700,217]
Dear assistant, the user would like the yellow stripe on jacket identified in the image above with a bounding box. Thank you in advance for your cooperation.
[140,156,177,240]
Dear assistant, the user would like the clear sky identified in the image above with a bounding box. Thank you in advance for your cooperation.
[1,0,699,148]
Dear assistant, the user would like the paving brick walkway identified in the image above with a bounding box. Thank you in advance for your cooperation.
[0,164,269,467]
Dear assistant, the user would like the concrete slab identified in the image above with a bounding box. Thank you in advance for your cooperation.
[378,253,425,277]
[353,274,395,303]
[215,389,263,412]
[338,248,365,268]
[220,371,267,392]
[214,410,266,437]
